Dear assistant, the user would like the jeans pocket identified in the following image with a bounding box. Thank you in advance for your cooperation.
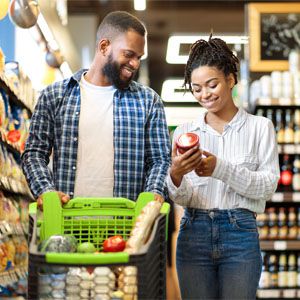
[179,217,189,231]
[232,215,258,233]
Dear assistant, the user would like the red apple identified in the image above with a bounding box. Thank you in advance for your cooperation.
[176,132,199,154]
[103,235,126,252]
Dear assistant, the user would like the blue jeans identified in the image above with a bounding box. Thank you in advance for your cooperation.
[176,208,262,300]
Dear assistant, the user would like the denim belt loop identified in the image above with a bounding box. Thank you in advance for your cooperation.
[227,210,234,224]
[191,208,196,223]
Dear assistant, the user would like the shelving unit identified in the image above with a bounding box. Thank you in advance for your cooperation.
[0,59,33,298]
[255,98,300,299]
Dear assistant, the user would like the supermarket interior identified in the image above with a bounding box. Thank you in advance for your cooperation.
[1,0,300,299]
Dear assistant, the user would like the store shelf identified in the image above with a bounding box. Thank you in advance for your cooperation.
[278,144,300,154]
[0,136,21,156]
[0,221,25,238]
[0,177,33,199]
[260,240,300,251]
[0,73,32,116]
[271,192,300,202]
[256,98,300,107]
[257,288,300,299]
[0,266,27,287]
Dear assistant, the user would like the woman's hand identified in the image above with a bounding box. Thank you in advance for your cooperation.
[195,150,217,177]
[170,143,202,187]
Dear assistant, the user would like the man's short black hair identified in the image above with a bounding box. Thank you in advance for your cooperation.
[96,11,146,45]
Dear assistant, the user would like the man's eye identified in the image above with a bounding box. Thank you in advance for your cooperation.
[124,52,133,58]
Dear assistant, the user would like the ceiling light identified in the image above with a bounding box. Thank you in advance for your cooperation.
[166,35,248,64]
[134,0,146,11]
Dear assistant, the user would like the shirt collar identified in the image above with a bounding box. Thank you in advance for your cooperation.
[191,107,247,132]
[69,69,138,92]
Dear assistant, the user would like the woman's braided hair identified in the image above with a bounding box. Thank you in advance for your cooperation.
[184,34,239,93]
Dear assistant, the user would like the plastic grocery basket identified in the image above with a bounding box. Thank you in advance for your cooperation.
[28,191,170,300]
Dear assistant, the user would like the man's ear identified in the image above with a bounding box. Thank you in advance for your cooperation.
[98,39,110,56]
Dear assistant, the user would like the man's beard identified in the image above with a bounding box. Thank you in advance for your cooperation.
[102,54,134,90]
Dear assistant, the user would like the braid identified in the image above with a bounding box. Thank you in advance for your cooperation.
[184,35,239,93]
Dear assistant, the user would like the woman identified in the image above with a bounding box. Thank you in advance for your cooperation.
[167,36,280,299]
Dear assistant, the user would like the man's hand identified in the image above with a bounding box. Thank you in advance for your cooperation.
[170,142,202,187]
[37,191,70,210]
[195,150,217,177]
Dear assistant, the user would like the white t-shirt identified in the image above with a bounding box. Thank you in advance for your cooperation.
[74,73,116,198]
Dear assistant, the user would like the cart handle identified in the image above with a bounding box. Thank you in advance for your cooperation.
[63,197,135,209]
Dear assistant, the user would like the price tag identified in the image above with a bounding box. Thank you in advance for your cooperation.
[274,241,287,250]
[284,144,295,154]
[258,98,272,105]
[293,192,300,202]
[257,289,281,298]
[278,144,282,154]
[279,97,292,105]
[272,193,284,202]
[283,289,297,298]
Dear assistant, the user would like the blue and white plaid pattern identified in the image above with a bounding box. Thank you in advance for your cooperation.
[22,69,171,200]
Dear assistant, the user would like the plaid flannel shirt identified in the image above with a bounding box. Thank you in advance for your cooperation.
[22,69,171,200]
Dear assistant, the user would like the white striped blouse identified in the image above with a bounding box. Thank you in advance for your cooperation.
[167,107,280,213]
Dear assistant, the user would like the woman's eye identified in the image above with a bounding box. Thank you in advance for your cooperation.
[209,84,217,89]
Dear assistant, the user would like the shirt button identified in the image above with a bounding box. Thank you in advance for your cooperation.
[209,211,214,218]
[75,111,79,115]
[74,137,78,141]
[70,192,74,196]
[72,166,76,170]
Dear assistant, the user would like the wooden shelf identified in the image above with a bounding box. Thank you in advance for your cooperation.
[260,240,300,251]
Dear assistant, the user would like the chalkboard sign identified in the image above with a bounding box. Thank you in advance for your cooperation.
[249,3,300,72]
[261,13,300,60]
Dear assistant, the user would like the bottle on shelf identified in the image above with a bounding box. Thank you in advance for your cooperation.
[292,155,300,191]
[266,109,274,125]
[278,207,288,240]
[297,254,300,288]
[284,109,294,144]
[268,207,278,240]
[275,109,285,144]
[257,212,269,240]
[294,109,300,144]
[256,108,265,118]
[297,207,300,240]
[278,253,288,287]
[269,254,278,288]
[287,253,297,287]
[288,207,298,240]
[259,252,270,288]
[280,154,293,187]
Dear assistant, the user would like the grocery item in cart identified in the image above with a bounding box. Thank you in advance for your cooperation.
[28,192,170,300]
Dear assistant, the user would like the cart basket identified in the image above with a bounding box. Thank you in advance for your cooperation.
[28,191,170,300]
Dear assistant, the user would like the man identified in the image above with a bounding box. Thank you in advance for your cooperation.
[22,11,171,207]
